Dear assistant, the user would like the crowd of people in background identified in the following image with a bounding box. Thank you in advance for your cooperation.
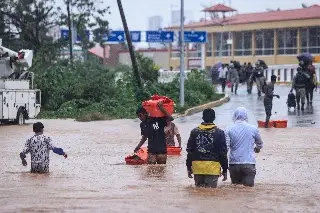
[212,54,317,127]
[212,60,269,97]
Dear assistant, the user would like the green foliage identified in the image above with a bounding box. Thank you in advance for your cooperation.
[34,56,223,121]
[136,53,159,83]
[142,70,223,113]
[1,0,60,54]
[59,0,111,50]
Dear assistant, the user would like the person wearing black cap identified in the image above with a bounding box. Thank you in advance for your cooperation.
[134,102,173,164]
[186,108,228,188]
[264,75,280,128]
[20,122,67,173]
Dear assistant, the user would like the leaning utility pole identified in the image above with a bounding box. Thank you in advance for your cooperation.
[66,0,73,63]
[117,0,142,89]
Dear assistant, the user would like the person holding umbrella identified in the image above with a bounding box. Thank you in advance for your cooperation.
[296,53,316,107]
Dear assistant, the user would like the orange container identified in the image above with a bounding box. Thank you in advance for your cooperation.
[167,146,182,155]
[125,147,148,165]
[274,120,288,128]
[142,95,175,117]
[257,120,275,128]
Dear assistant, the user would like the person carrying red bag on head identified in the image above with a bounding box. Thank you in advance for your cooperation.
[134,99,174,165]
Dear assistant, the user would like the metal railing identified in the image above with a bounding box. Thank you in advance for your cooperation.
[158,64,320,83]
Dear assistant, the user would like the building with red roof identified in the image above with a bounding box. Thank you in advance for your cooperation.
[165,4,320,69]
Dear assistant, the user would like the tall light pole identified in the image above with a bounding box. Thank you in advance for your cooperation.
[228,0,232,57]
[179,0,185,107]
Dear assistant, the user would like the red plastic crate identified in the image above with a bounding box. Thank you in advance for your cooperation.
[257,120,275,128]
[125,147,148,165]
[274,120,288,128]
[142,95,175,117]
[167,146,182,155]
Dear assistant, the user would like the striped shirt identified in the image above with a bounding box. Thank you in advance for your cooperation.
[225,121,263,164]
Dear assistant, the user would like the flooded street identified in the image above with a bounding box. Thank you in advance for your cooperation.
[1,86,320,213]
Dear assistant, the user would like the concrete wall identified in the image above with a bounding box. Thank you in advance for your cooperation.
[119,51,170,70]
[170,55,313,69]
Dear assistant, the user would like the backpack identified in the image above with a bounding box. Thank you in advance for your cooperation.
[287,93,296,108]
[307,65,316,86]
[295,72,307,86]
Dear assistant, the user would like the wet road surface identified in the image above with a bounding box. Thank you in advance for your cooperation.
[1,85,320,213]
[182,84,320,128]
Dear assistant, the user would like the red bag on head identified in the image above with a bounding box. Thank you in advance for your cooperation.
[142,94,175,117]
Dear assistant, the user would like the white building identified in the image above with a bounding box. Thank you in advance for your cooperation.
[171,10,194,26]
[148,16,163,31]
[148,16,164,49]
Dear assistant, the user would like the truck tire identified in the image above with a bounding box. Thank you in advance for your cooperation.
[16,108,26,125]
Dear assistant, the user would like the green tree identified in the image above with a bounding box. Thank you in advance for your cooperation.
[1,0,60,55]
[59,0,110,61]
[136,53,159,83]
[0,0,17,49]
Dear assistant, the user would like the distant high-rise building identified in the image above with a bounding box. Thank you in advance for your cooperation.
[148,16,163,30]
[147,16,164,49]
[171,10,194,26]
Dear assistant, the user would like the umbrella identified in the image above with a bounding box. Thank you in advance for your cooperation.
[212,62,222,70]
[297,53,313,63]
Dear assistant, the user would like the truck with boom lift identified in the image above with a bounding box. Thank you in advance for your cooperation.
[0,39,41,125]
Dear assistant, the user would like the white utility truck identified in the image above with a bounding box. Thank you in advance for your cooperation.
[0,39,41,125]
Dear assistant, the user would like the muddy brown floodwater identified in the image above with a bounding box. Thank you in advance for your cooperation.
[0,119,320,213]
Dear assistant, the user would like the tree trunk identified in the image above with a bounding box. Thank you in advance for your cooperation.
[116,0,142,90]
[66,1,73,63]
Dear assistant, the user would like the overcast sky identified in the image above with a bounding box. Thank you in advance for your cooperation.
[104,0,320,30]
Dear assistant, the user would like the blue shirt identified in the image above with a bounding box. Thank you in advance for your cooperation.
[225,121,263,164]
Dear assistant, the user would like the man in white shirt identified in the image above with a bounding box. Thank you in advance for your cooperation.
[219,64,228,93]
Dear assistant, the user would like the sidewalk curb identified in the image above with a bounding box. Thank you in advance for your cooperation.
[173,94,230,119]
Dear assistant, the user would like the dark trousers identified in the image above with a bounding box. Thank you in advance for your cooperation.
[264,98,273,122]
[247,79,253,94]
[306,86,315,104]
[229,164,256,187]
[194,175,219,188]
[219,78,226,92]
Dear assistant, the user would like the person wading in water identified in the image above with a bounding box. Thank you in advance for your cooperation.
[20,122,68,173]
[225,107,263,187]
[186,109,228,188]
[164,119,182,147]
[134,103,173,164]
